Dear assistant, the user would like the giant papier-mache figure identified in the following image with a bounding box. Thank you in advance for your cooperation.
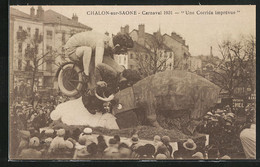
[110,70,221,129]
[59,31,220,130]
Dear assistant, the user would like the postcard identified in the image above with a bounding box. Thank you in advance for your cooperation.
[9,5,256,160]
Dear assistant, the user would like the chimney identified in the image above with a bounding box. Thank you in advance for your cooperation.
[36,6,44,20]
[171,32,176,37]
[124,25,129,34]
[120,27,125,34]
[72,13,78,22]
[138,24,145,38]
[210,46,213,57]
[30,7,35,17]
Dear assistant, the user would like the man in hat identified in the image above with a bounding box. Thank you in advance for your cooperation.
[19,137,42,159]
[80,127,96,146]
[182,139,197,159]
[162,136,173,157]
[130,134,139,152]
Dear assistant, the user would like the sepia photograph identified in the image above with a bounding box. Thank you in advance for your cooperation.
[9,5,256,160]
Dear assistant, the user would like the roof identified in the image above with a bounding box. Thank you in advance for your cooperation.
[130,29,171,51]
[131,41,151,53]
[10,7,33,20]
[44,10,92,30]
[10,8,92,30]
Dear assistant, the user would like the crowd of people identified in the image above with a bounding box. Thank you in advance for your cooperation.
[10,95,209,160]
[15,126,210,160]
[196,104,256,159]
[10,93,256,160]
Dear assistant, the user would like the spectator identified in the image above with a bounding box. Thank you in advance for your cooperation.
[103,138,120,159]
[153,135,161,152]
[71,128,81,141]
[192,152,204,159]
[118,143,132,158]
[97,135,108,156]
[45,129,55,138]
[134,145,145,158]
[162,136,173,157]
[16,130,30,156]
[48,129,67,155]
[19,137,42,159]
[114,135,121,144]
[155,153,167,159]
[143,144,155,158]
[173,150,182,159]
[41,137,53,158]
[130,134,139,152]
[73,135,88,159]
[182,139,197,159]
[87,143,98,158]
[154,143,170,158]
[221,155,231,159]
[80,128,96,146]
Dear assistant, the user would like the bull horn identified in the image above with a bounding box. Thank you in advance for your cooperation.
[95,90,114,102]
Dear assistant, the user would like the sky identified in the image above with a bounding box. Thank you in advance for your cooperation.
[11,5,256,57]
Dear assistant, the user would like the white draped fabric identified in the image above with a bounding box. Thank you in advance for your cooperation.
[50,97,119,129]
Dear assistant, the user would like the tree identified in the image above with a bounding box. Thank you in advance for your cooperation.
[211,35,256,97]
[135,33,173,77]
[22,29,59,105]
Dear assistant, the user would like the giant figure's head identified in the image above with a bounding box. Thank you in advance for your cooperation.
[112,33,134,54]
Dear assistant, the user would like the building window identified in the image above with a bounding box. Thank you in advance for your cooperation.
[47,30,53,40]
[62,32,66,45]
[18,43,23,53]
[124,56,127,64]
[18,59,22,70]
[169,52,173,58]
[25,60,31,71]
[27,27,31,37]
[130,53,134,59]
[19,26,23,31]
[46,45,52,52]
[35,28,39,38]
[46,60,52,72]
[145,54,148,60]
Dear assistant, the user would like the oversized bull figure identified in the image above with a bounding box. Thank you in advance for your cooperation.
[100,70,221,129]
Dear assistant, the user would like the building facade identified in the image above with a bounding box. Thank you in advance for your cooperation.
[163,32,190,70]
[116,25,175,76]
[9,6,92,97]
[188,56,202,72]
[10,7,45,100]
